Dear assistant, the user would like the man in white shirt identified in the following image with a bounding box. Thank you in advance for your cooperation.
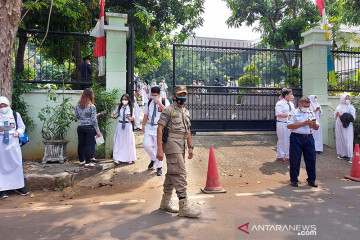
[275,88,295,162]
[287,97,319,188]
[142,86,170,176]
[226,77,238,93]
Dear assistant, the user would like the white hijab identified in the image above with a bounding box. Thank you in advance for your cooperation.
[308,95,320,110]
[335,95,352,114]
[0,96,14,122]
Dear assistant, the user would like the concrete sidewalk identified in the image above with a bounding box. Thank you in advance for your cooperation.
[24,160,115,190]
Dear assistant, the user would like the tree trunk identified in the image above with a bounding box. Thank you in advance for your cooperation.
[0,0,22,102]
[15,30,28,77]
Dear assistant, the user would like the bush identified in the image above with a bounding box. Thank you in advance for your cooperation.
[91,84,119,158]
[12,79,36,131]
[38,91,76,140]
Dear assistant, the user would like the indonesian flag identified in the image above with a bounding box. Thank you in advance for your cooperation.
[316,0,325,16]
[316,0,336,87]
[90,0,105,77]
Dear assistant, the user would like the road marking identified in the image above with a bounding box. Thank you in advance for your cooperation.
[32,205,73,211]
[342,186,360,189]
[0,205,73,213]
[172,195,215,201]
[99,199,146,206]
[235,191,275,197]
[293,188,329,193]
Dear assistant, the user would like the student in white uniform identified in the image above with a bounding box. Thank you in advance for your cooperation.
[226,77,238,93]
[159,78,168,99]
[111,94,137,164]
[0,96,29,200]
[275,88,295,162]
[309,95,323,153]
[133,95,141,131]
[142,86,170,176]
[142,80,150,105]
[334,95,356,163]
[151,79,157,88]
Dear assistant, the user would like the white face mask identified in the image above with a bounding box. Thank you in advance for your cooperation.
[122,100,128,105]
[300,107,309,113]
[0,107,10,114]
[314,98,317,102]
[345,100,350,104]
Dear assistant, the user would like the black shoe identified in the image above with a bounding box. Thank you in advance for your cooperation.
[308,182,318,188]
[14,188,29,196]
[0,191,9,200]
[148,161,155,170]
[290,182,298,187]
[316,151,322,154]
[156,168,163,176]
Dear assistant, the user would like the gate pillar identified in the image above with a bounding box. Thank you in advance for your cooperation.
[104,12,129,92]
[299,29,331,146]
[104,13,129,157]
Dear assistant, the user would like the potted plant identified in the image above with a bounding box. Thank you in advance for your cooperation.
[38,90,76,163]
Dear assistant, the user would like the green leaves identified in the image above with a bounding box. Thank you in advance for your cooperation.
[38,91,76,140]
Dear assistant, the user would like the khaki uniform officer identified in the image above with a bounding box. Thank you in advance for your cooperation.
[156,86,201,218]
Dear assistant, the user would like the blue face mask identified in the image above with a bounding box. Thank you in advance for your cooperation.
[175,97,187,105]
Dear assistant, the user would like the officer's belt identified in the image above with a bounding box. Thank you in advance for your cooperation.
[147,122,158,126]
[291,132,312,138]
[119,121,130,123]
[168,132,187,139]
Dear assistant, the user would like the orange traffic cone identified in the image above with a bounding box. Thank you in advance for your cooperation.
[344,144,360,182]
[201,147,226,194]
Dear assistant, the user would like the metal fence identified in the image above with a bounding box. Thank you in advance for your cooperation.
[13,29,103,88]
[173,43,302,88]
[173,42,302,131]
[329,48,360,93]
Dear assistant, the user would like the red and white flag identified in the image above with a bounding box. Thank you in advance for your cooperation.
[316,0,327,26]
[90,0,105,76]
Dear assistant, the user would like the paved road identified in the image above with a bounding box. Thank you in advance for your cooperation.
[0,132,359,240]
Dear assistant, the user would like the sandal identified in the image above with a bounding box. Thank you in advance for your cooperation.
[79,161,85,166]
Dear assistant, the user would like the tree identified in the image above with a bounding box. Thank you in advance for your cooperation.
[0,0,22,100]
[110,0,205,75]
[224,0,319,69]
[332,0,360,26]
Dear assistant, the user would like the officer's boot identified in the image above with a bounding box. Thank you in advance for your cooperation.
[178,198,201,218]
[159,193,179,213]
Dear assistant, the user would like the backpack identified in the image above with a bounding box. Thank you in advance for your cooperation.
[13,111,28,147]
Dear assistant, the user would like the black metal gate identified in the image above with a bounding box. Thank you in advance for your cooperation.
[173,43,302,131]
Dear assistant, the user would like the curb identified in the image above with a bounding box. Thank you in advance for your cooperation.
[25,162,114,191]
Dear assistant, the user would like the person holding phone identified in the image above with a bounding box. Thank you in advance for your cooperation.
[111,94,136,164]
[287,97,319,188]
[309,95,323,153]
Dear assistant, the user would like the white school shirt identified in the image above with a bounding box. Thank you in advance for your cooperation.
[113,105,134,122]
[159,82,168,91]
[226,81,238,87]
[287,108,319,134]
[143,98,170,135]
[275,99,295,122]
[0,112,25,136]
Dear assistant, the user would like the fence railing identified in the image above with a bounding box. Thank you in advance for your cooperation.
[329,48,360,93]
[13,29,104,88]
[173,43,302,89]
